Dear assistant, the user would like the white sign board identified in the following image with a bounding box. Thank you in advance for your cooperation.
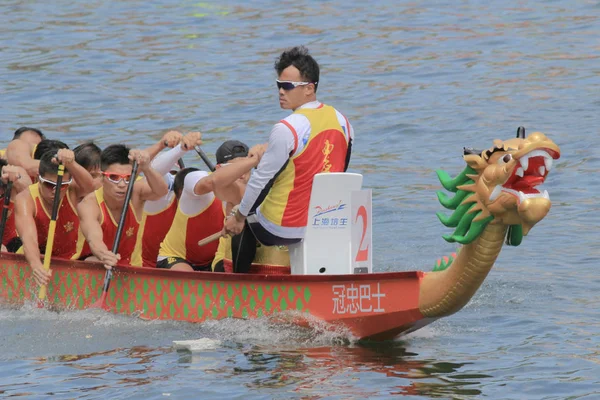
[289,173,373,275]
[294,173,360,275]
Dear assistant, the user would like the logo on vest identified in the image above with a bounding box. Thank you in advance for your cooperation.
[63,221,74,233]
[126,226,135,237]
[322,140,334,172]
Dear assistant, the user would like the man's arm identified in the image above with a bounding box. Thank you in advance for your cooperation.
[203,157,259,204]
[151,145,186,176]
[237,124,295,217]
[55,149,95,199]
[14,191,47,285]
[7,140,38,178]
[150,131,203,179]
[145,130,183,161]
[130,149,169,203]
[223,123,295,236]
[1,165,32,194]
[77,192,119,268]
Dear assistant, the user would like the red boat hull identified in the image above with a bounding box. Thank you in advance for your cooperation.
[0,253,430,340]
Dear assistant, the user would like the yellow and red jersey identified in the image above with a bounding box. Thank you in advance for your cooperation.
[159,197,224,267]
[28,183,80,259]
[131,194,178,268]
[78,187,140,266]
[260,104,349,228]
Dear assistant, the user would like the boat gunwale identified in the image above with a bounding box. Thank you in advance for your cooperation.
[0,252,423,283]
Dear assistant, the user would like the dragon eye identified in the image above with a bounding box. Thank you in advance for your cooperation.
[498,154,512,164]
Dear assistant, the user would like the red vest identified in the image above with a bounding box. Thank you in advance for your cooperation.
[30,183,80,259]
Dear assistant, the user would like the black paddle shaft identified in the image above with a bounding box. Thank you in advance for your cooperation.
[195,146,216,172]
[50,166,65,220]
[0,181,14,252]
[111,161,139,254]
[102,161,139,292]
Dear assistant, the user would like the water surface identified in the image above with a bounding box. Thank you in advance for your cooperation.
[1,0,599,398]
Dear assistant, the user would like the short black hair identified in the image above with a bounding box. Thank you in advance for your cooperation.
[74,142,102,170]
[101,144,130,171]
[39,150,70,177]
[13,127,45,141]
[274,46,320,92]
[173,167,199,199]
[33,139,69,160]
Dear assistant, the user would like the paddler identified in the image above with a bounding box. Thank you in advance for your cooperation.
[73,142,103,195]
[222,45,354,273]
[156,140,253,272]
[76,144,169,268]
[131,130,203,268]
[0,160,32,252]
[14,148,95,286]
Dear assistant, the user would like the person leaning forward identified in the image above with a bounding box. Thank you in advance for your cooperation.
[157,140,253,272]
[222,45,354,273]
[77,145,169,269]
[14,149,95,286]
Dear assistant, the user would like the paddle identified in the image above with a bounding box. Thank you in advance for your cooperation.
[91,160,139,310]
[195,146,216,172]
[196,204,239,246]
[197,231,222,247]
[0,181,13,256]
[37,164,65,306]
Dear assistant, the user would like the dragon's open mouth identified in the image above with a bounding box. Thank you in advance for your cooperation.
[490,148,560,203]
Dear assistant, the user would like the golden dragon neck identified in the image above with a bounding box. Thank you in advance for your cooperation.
[418,223,508,318]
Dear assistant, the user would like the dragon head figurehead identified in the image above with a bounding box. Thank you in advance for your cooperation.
[436,128,561,245]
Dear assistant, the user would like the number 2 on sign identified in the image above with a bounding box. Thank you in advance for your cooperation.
[355,205,369,262]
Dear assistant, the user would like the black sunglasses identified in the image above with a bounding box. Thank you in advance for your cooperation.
[276,80,317,91]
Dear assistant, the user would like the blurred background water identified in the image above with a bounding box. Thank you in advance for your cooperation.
[0,0,598,398]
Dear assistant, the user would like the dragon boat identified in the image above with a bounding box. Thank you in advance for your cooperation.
[0,130,560,341]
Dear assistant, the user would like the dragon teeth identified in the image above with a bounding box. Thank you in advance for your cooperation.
[539,166,545,175]
[519,149,554,173]
[489,185,502,201]
[543,190,549,200]
[520,156,529,172]
[516,167,524,177]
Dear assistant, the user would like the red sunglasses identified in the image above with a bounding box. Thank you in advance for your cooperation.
[101,171,132,184]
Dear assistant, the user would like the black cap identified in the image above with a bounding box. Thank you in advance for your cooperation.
[215,140,249,164]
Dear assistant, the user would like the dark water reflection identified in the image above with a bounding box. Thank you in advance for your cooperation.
[235,343,487,398]
[0,341,490,399]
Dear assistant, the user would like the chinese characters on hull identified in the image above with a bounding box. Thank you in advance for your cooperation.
[332,282,386,314]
